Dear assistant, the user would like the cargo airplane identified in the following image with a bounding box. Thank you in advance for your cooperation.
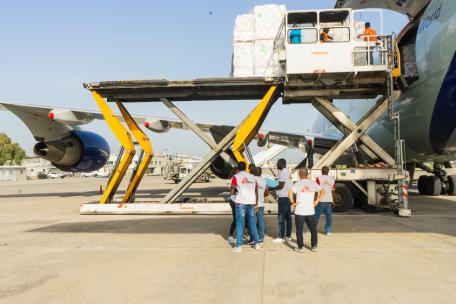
[1,0,455,211]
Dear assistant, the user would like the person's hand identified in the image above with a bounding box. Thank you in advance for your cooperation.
[332,202,336,207]
[255,206,259,213]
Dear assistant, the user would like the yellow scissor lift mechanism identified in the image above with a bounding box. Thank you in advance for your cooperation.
[86,33,403,208]
[90,85,279,205]
[91,91,153,205]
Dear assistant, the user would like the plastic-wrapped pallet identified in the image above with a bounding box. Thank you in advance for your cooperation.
[231,4,286,77]
[254,40,278,77]
[232,42,254,77]
[232,14,255,77]
[253,4,287,40]
[233,14,254,42]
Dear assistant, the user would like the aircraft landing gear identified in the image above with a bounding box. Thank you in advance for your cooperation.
[416,162,456,196]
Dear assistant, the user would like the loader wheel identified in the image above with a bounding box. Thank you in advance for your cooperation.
[417,175,429,195]
[333,183,353,212]
[447,175,456,196]
[426,175,442,196]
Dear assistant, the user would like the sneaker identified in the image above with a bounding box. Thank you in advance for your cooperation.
[311,246,318,252]
[325,232,331,236]
[254,243,261,250]
[232,247,242,253]
[272,238,285,243]
[294,247,305,253]
[227,236,235,244]
[245,240,255,245]
[285,236,293,242]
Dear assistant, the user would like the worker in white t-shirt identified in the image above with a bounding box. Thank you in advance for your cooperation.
[253,166,269,243]
[315,166,336,235]
[227,167,240,244]
[230,161,260,252]
[288,168,325,252]
[269,158,293,243]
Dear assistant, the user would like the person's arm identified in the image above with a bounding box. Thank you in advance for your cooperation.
[255,183,259,212]
[230,176,237,196]
[270,181,285,191]
[288,189,295,206]
[230,186,237,196]
[264,187,270,197]
[313,189,325,207]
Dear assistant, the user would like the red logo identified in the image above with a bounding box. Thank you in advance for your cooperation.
[241,177,253,184]
[300,186,310,192]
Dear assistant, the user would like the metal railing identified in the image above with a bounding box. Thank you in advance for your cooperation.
[352,35,390,67]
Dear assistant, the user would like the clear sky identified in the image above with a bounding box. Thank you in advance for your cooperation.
[0,1,408,159]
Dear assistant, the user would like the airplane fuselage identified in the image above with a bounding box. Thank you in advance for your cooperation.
[369,0,456,162]
[315,0,456,163]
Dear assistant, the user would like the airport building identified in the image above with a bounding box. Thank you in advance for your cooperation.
[21,157,55,179]
[0,166,27,182]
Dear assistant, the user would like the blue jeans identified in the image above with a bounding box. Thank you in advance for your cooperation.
[256,207,265,242]
[278,197,292,238]
[315,202,333,233]
[235,204,259,247]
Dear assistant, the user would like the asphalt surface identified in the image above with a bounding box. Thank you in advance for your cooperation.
[1,176,455,304]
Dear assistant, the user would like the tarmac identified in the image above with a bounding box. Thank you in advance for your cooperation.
[1,176,456,304]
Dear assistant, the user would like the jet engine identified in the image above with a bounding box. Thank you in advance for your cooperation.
[257,132,267,147]
[33,131,110,172]
[210,149,235,179]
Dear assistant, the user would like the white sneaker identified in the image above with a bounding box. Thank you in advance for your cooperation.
[272,238,285,243]
[325,232,331,236]
[232,247,242,253]
[227,236,235,244]
[295,247,305,253]
[285,236,292,242]
[254,243,261,250]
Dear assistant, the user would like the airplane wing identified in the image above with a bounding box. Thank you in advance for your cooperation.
[267,131,338,155]
[0,102,214,142]
[1,101,337,157]
[335,0,431,19]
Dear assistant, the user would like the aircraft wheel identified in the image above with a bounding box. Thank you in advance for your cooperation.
[333,183,353,212]
[426,175,442,196]
[417,175,429,195]
[447,175,456,196]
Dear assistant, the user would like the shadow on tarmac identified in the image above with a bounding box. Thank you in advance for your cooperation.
[28,194,456,238]
[0,186,227,199]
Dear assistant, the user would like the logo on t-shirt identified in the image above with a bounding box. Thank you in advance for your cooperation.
[241,177,254,184]
[300,186,311,192]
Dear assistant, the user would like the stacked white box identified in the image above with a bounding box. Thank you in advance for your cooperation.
[233,14,254,42]
[232,14,254,77]
[232,42,254,77]
[254,40,276,76]
[232,4,286,78]
[253,4,287,40]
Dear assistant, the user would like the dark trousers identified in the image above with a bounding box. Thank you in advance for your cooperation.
[295,214,318,248]
[278,197,292,238]
[229,200,236,236]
